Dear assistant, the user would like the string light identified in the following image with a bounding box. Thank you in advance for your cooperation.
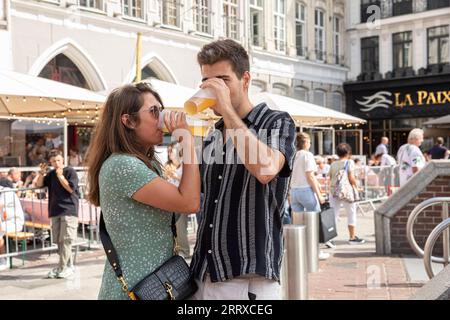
[5,97,9,103]
[39,97,43,101]
[67,100,71,106]
[53,98,56,102]
[22,97,26,102]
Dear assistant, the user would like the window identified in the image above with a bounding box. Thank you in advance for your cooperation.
[315,9,325,61]
[250,0,264,47]
[360,0,380,23]
[393,31,413,70]
[361,36,379,73]
[293,86,308,102]
[123,0,144,19]
[273,83,288,96]
[428,26,449,66]
[250,80,266,94]
[295,2,307,57]
[223,0,239,40]
[314,89,326,107]
[427,0,450,10]
[274,0,286,51]
[39,54,89,89]
[162,0,181,27]
[78,0,103,10]
[333,16,341,65]
[194,0,211,34]
[331,92,343,112]
[392,0,413,16]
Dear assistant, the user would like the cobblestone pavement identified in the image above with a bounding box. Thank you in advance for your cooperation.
[308,205,424,300]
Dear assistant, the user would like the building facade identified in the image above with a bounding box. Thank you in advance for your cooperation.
[0,0,348,159]
[345,0,450,155]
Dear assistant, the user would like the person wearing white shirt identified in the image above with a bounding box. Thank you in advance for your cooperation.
[315,156,330,177]
[290,133,329,260]
[397,128,426,187]
[0,186,25,270]
[375,137,389,156]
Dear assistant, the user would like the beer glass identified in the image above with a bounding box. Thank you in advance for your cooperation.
[158,109,210,136]
[184,88,216,115]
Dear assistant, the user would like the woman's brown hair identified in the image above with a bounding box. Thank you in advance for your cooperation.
[296,132,310,151]
[85,82,164,207]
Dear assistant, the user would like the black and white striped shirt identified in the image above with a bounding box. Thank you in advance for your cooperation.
[191,103,296,282]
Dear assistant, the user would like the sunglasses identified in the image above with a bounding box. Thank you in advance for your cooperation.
[140,104,164,119]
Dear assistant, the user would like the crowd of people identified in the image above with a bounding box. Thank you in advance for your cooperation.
[1,38,449,300]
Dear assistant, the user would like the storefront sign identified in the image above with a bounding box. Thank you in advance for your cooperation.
[345,77,450,119]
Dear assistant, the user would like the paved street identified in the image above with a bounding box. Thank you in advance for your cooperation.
[309,204,423,300]
[0,203,434,300]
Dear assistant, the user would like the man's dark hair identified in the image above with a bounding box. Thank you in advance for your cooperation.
[336,143,352,158]
[48,149,63,159]
[197,39,250,79]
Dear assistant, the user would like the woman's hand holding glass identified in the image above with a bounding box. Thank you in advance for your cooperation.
[160,110,190,134]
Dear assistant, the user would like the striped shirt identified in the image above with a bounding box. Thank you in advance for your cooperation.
[191,103,296,283]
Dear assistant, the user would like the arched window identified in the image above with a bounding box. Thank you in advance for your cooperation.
[38,54,89,89]
[133,66,163,82]
[272,83,288,96]
[293,86,308,101]
[313,89,326,107]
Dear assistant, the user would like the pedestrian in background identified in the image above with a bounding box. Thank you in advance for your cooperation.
[290,132,329,259]
[428,137,449,160]
[328,143,365,245]
[164,141,191,259]
[36,149,80,279]
[397,128,426,187]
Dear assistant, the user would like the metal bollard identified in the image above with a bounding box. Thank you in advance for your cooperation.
[292,211,320,273]
[281,225,308,300]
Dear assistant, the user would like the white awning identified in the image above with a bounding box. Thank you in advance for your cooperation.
[424,114,450,126]
[143,78,196,110]
[251,92,366,126]
[0,69,105,116]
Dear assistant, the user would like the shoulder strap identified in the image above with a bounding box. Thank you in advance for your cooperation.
[99,211,177,299]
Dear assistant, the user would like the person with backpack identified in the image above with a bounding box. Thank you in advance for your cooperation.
[328,143,365,245]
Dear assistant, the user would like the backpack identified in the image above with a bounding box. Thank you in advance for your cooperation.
[332,161,359,203]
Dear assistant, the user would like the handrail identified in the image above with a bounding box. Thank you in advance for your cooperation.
[423,218,450,279]
[406,197,450,263]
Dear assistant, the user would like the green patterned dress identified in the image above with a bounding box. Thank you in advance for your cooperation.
[97,154,173,300]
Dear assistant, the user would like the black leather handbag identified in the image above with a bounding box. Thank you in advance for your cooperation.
[99,213,197,300]
[319,202,338,243]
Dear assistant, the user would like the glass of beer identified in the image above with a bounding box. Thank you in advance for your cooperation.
[184,88,216,115]
[158,110,211,137]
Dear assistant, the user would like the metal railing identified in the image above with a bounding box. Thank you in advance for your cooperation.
[0,184,100,267]
[317,165,400,213]
[406,197,450,279]
[424,218,450,279]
